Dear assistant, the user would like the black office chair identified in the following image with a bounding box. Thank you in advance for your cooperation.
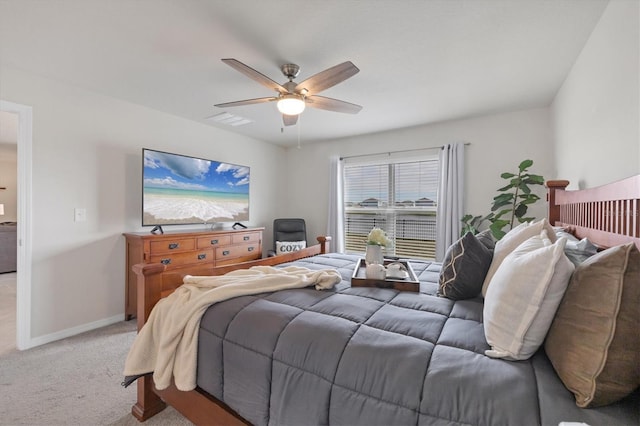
[268,218,307,256]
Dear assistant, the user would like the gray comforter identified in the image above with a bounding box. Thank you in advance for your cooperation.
[196,253,639,425]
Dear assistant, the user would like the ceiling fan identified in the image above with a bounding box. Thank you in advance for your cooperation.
[215,58,362,126]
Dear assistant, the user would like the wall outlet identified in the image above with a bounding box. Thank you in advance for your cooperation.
[74,208,87,222]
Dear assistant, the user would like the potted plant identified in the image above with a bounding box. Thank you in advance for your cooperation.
[461,159,545,240]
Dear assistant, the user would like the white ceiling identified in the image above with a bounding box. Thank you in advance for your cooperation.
[0,0,608,147]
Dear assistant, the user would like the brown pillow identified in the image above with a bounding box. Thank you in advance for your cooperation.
[544,243,640,408]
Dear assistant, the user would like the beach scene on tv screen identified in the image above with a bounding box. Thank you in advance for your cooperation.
[143,150,250,225]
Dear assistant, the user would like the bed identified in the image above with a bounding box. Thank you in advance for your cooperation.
[126,177,640,425]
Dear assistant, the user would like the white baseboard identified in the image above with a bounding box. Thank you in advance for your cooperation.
[22,314,126,350]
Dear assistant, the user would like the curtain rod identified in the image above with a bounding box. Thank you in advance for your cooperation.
[339,142,470,161]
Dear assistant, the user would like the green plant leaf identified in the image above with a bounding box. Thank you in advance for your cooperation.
[490,220,509,240]
[496,183,515,192]
[528,174,545,184]
[501,172,516,179]
[519,183,531,194]
[520,196,539,204]
[460,213,491,237]
[493,193,513,203]
[519,159,533,171]
[514,204,528,218]
[491,201,511,211]
[492,208,511,219]
[518,191,539,198]
[480,213,495,224]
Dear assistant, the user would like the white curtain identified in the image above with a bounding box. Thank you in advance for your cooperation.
[326,155,345,253]
[436,143,465,261]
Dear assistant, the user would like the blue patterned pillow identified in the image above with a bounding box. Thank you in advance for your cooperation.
[438,232,493,300]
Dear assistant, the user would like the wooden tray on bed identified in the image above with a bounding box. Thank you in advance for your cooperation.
[351,258,420,292]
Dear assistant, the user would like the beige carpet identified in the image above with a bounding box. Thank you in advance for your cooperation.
[0,319,193,425]
[110,406,192,426]
[0,272,17,355]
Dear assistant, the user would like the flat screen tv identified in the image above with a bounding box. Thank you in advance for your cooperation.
[142,148,250,227]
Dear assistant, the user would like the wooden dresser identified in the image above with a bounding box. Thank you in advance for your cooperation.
[123,228,263,319]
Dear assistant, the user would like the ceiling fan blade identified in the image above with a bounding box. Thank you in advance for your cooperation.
[283,114,298,126]
[214,97,276,108]
[294,61,360,95]
[221,58,287,93]
[306,95,362,114]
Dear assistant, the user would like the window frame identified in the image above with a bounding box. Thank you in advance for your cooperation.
[342,153,440,260]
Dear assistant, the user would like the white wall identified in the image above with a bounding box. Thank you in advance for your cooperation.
[0,65,286,342]
[552,0,639,189]
[286,107,554,244]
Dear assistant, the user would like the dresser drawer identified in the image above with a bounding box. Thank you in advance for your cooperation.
[124,227,264,320]
[216,243,259,262]
[197,235,232,249]
[150,238,195,254]
[150,248,213,269]
[232,232,261,244]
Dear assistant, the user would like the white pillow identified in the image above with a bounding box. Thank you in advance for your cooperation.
[275,240,306,255]
[483,231,574,360]
[481,219,556,296]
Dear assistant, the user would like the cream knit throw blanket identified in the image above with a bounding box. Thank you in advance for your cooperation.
[123,265,342,391]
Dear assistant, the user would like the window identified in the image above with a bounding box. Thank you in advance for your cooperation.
[343,156,439,260]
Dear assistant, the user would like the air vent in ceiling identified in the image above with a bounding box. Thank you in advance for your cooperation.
[206,112,253,127]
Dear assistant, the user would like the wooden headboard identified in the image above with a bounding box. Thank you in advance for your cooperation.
[546,175,640,250]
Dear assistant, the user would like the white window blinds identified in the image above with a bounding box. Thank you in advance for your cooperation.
[343,156,440,260]
[344,164,389,207]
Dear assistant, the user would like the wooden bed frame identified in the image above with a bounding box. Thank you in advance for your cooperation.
[131,236,332,424]
[546,175,640,250]
[130,176,640,425]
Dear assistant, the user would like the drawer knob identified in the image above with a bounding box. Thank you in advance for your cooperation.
[243,236,250,241]
[248,246,254,252]
[210,239,219,245]
[160,258,171,265]
[222,250,230,256]
[168,243,179,250]
[198,253,207,260]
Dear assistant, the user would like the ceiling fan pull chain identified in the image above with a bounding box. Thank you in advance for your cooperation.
[297,113,302,149]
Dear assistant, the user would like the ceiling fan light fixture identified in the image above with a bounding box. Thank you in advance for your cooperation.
[277,94,305,115]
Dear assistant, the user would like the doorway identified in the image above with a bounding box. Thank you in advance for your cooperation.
[0,112,17,354]
[0,100,33,350]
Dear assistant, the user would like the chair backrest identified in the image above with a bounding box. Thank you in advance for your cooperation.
[273,218,307,247]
